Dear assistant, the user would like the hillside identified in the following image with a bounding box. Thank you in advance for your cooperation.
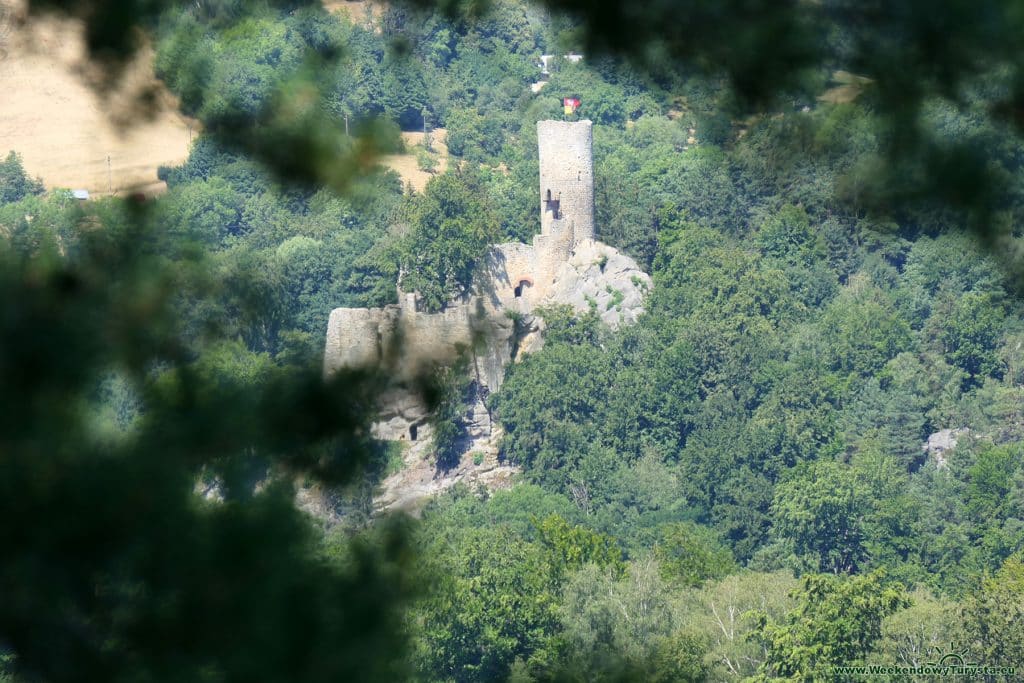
[1,1,1023,682]
[0,0,195,195]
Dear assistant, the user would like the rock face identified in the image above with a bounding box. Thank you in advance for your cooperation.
[373,427,517,516]
[923,428,969,470]
[547,238,650,327]
[322,119,651,507]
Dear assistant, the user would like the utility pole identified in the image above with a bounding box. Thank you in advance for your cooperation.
[422,107,431,152]
[107,156,112,194]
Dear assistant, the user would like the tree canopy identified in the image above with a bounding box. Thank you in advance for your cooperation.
[3,1,1024,682]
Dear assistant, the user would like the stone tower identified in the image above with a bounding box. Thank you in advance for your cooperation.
[324,118,652,455]
[537,119,595,244]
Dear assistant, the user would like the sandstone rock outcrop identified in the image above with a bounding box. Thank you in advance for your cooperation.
[546,238,650,328]
[923,427,969,470]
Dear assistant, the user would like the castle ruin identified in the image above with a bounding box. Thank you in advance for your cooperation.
[324,120,650,443]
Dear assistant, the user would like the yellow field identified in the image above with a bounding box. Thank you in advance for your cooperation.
[0,0,440,198]
[322,0,386,27]
[0,0,196,197]
[381,129,449,193]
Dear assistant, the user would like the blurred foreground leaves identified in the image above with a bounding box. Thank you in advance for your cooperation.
[0,201,417,682]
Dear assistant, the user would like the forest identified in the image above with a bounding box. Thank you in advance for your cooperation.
[0,0,1022,681]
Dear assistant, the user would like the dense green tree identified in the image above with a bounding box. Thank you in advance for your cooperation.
[0,205,415,682]
[544,63,628,126]
[379,52,430,130]
[0,152,44,205]
[549,560,707,683]
[712,466,776,563]
[841,351,964,465]
[959,553,1024,669]
[751,571,910,682]
[158,177,246,246]
[418,483,581,544]
[326,24,385,123]
[203,17,304,119]
[754,204,837,310]
[491,341,610,488]
[397,170,500,311]
[653,522,735,588]
[414,526,560,682]
[817,276,914,383]
[444,107,508,163]
[428,355,474,470]
[772,459,872,574]
[0,191,81,256]
[899,233,1006,326]
[964,444,1022,522]
[273,235,338,335]
[532,303,605,347]
[603,329,701,459]
[596,129,750,267]
[745,365,841,477]
[875,588,958,673]
[939,292,1007,387]
[904,465,985,595]
[651,225,798,327]
[685,571,798,680]
[534,513,625,580]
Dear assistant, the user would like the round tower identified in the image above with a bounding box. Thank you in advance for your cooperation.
[537,119,595,245]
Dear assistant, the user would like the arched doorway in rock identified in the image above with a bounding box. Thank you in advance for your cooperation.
[512,275,534,298]
[409,424,418,441]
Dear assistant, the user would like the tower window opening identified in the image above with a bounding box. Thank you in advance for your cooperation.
[544,189,561,219]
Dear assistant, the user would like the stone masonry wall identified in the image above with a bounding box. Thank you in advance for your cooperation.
[326,119,600,388]
[538,119,594,242]
[324,301,484,380]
